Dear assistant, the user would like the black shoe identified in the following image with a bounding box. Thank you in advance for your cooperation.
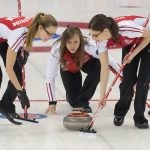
[9,112,39,123]
[9,112,20,119]
[114,116,124,126]
[135,122,149,129]
[83,106,92,113]
[134,116,149,129]
[0,107,22,125]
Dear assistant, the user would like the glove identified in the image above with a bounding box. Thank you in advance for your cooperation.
[17,50,29,66]
[17,89,30,109]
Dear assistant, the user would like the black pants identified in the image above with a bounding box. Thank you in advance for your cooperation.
[0,66,2,88]
[0,42,22,113]
[114,44,150,122]
[60,58,100,108]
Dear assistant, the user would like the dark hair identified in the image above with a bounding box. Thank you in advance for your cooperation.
[26,12,57,51]
[88,14,119,42]
[57,26,84,70]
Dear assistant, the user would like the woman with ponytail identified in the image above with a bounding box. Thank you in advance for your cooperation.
[0,13,57,124]
[88,14,150,129]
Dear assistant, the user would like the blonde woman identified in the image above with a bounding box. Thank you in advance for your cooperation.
[0,13,57,124]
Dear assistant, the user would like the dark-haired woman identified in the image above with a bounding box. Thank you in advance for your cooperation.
[88,14,150,128]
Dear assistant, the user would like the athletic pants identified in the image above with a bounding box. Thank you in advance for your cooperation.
[60,58,100,108]
[114,44,150,122]
[0,42,22,113]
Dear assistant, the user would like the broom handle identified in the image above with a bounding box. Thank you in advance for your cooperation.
[101,14,150,106]
[18,0,22,16]
[18,0,28,118]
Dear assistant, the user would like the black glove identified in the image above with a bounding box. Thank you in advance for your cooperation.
[49,101,57,105]
[17,89,30,109]
[17,50,29,67]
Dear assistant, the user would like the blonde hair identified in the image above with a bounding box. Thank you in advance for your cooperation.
[26,12,57,51]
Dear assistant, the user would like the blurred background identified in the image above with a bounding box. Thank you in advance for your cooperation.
[0,0,150,20]
[0,0,150,101]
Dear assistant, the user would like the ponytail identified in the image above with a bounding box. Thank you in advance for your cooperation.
[26,12,57,51]
[88,14,119,42]
[107,17,119,42]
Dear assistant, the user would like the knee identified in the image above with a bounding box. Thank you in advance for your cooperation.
[119,81,135,90]
[90,63,101,78]
[8,81,17,92]
[137,81,149,90]
[94,62,101,73]
[119,82,135,98]
[68,100,76,107]
[0,68,2,87]
[66,96,76,107]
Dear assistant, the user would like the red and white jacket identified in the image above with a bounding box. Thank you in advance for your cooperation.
[0,16,32,52]
[46,39,122,104]
[95,15,150,54]
[63,51,91,73]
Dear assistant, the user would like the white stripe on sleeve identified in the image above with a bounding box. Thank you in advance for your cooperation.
[118,21,144,38]
[108,55,123,79]
[46,42,60,102]
[8,27,28,52]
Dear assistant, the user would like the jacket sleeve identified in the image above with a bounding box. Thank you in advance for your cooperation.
[46,43,60,105]
[108,54,123,80]
[84,38,123,79]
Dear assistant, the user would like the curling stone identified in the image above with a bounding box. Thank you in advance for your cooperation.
[63,110,92,131]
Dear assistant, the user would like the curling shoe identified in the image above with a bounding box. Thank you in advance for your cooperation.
[134,118,149,129]
[114,115,124,126]
[83,106,92,113]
